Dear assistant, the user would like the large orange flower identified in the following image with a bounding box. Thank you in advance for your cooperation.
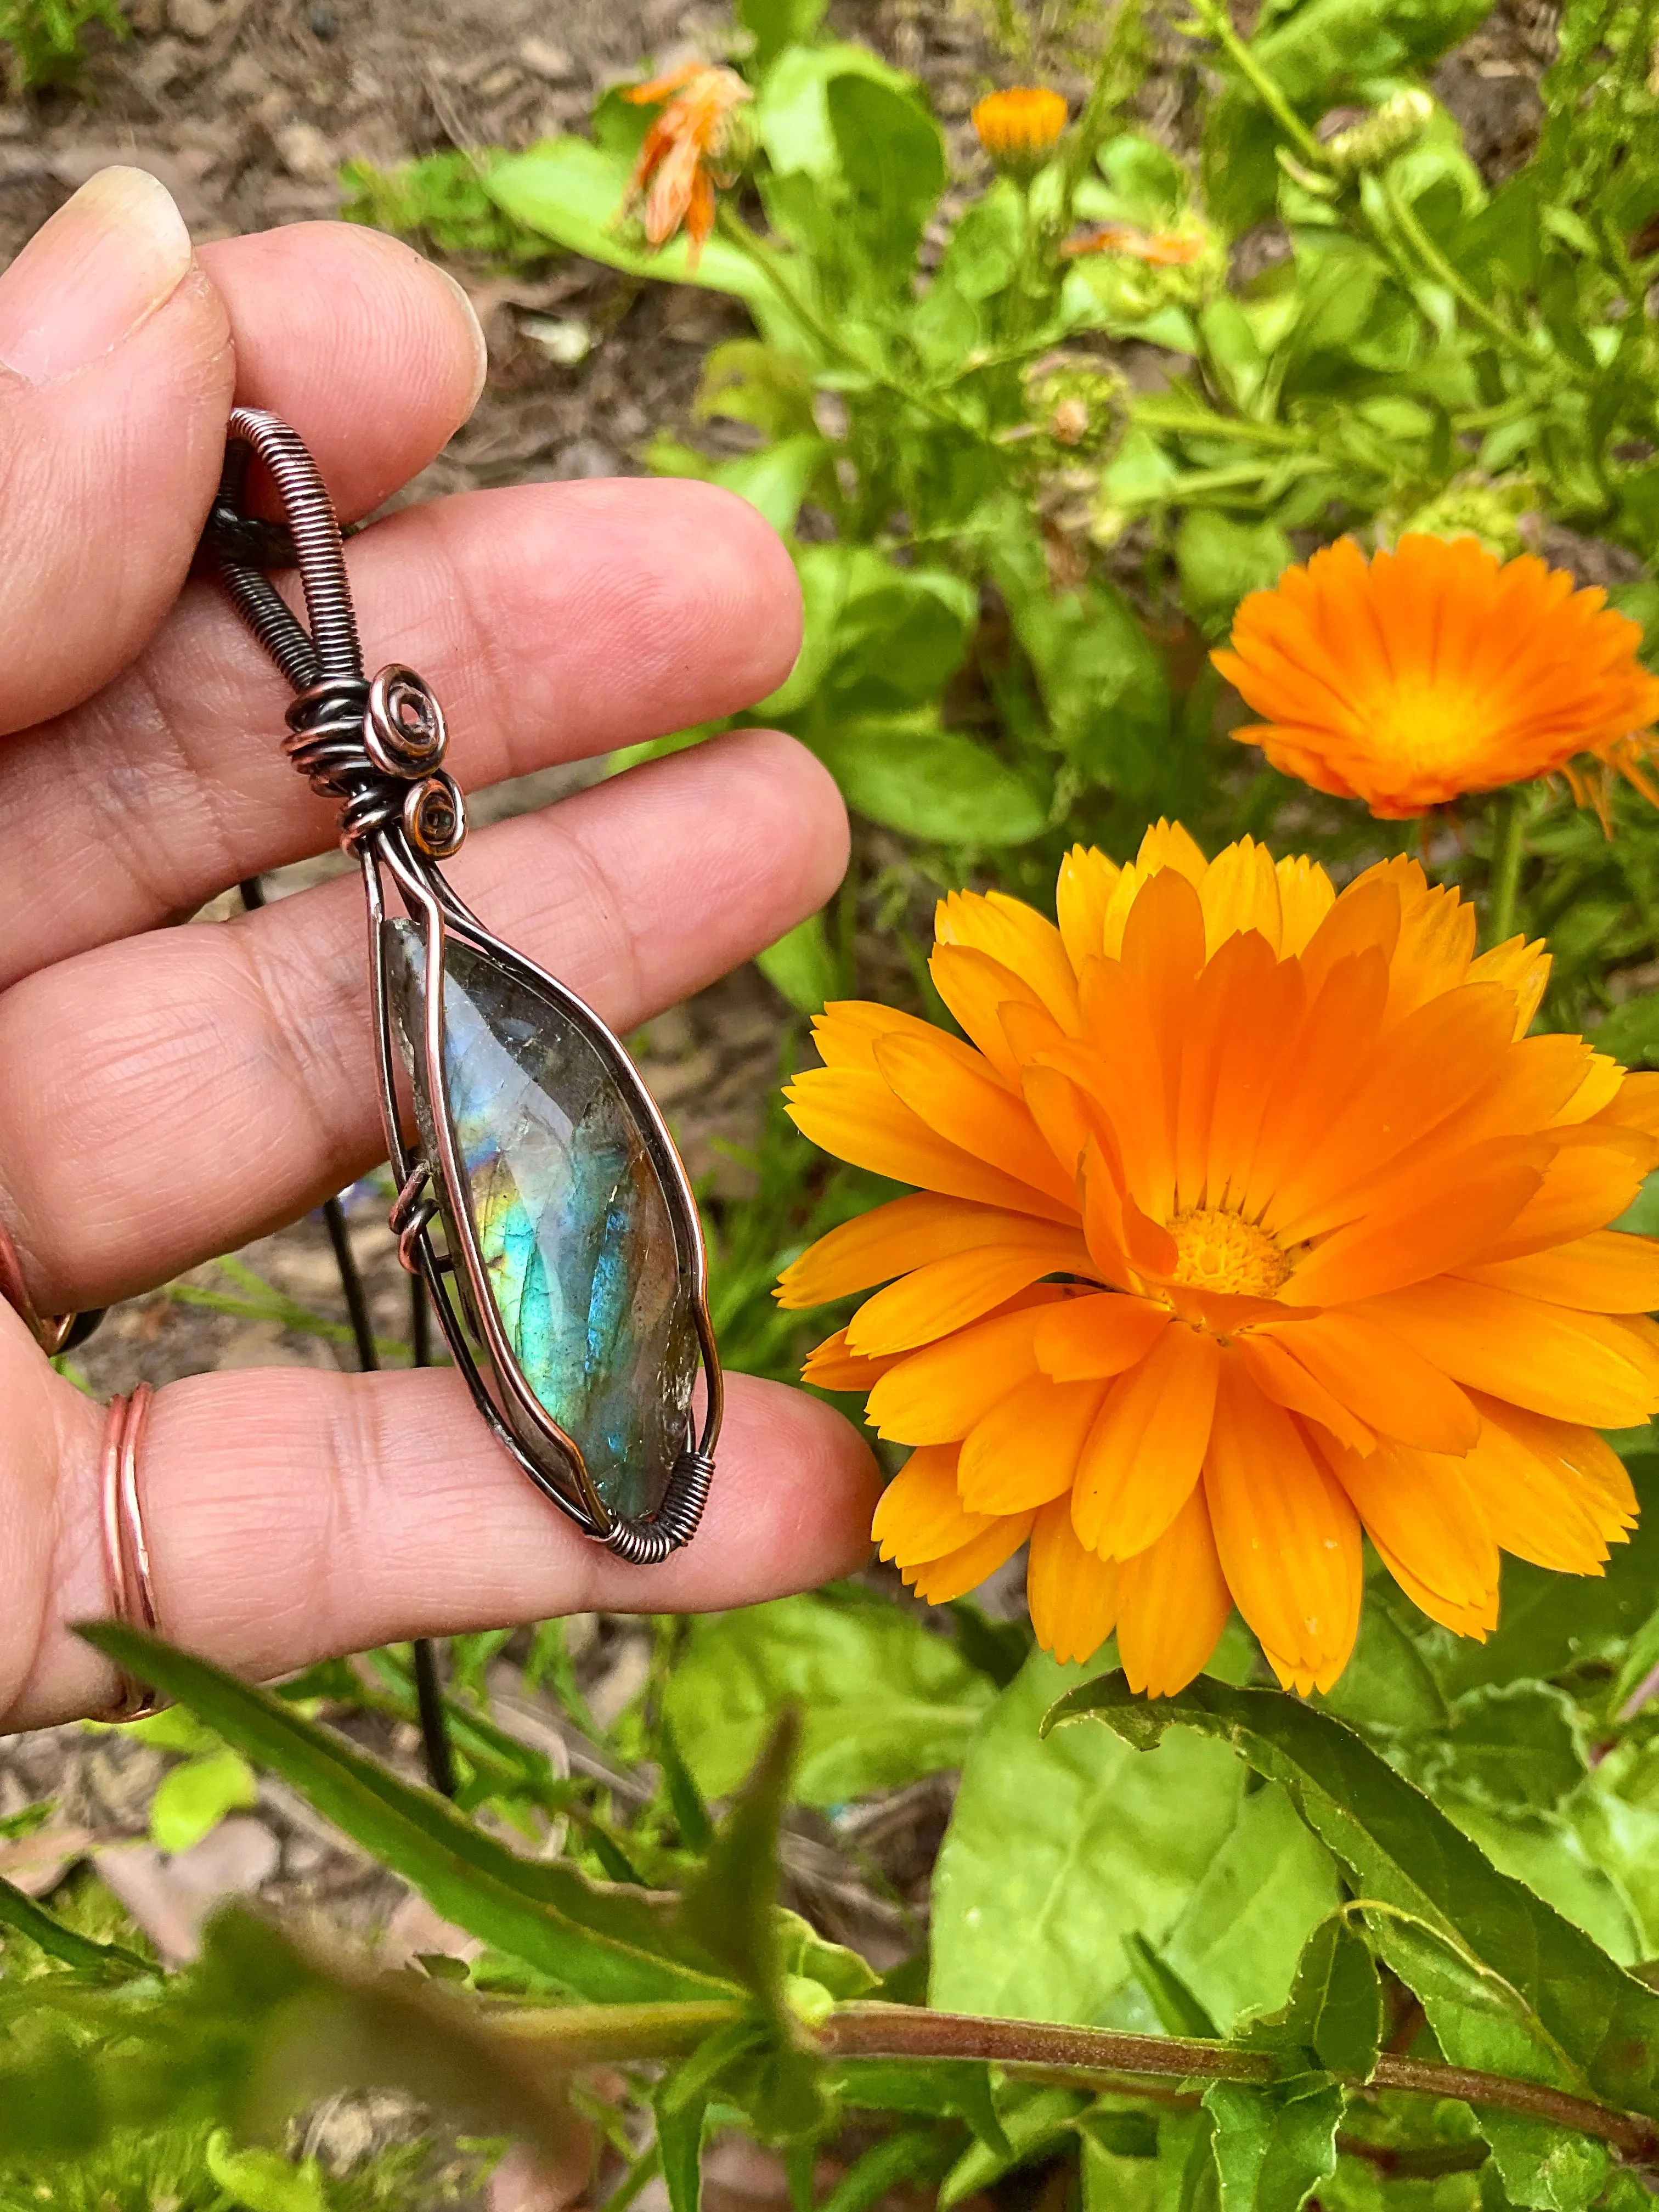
[622,63,752,268]
[1213,534,1659,818]
[781,826,1659,1695]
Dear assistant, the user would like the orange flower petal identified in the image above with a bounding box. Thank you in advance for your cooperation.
[1318,1432,1499,1614]
[780,1192,1055,1310]
[1234,1332,1376,1455]
[930,944,1045,1088]
[906,1513,1035,1603]
[1200,835,1284,957]
[1073,1324,1221,1558]
[802,1328,906,1391]
[874,1031,1079,1207]
[1457,1228,1659,1313]
[1056,845,1122,974]
[1284,1139,1545,1305]
[1460,1393,1635,1569]
[1115,1485,1232,1696]
[1359,1279,1659,1429]
[785,1066,1075,1223]
[1475,1136,1648,1260]
[1257,1310,1480,1454]
[1027,1497,1119,1664]
[1032,1291,1171,1380]
[811,999,948,1072]
[845,1230,1098,1357]
[936,889,1080,1032]
[864,1298,1059,1443]
[1203,1367,1361,1692]
[872,1445,992,1566]
[960,1374,1108,1513]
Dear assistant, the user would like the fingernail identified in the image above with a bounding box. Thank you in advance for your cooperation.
[0,167,192,385]
[432,262,489,412]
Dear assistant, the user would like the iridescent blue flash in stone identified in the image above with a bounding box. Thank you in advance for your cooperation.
[389,926,697,1522]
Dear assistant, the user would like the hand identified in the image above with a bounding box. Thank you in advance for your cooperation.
[0,167,877,1731]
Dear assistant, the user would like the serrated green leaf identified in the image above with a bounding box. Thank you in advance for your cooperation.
[675,1712,797,2028]
[1204,2073,1344,2212]
[81,1623,739,2004]
[663,1592,995,1805]
[1051,1674,1659,2136]
[1432,1686,1589,1815]
[1246,1915,1383,2079]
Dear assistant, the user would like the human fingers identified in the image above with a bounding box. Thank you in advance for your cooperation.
[0,478,804,986]
[5,1353,881,1730]
[195,222,486,522]
[0,168,233,733]
[0,729,848,1314]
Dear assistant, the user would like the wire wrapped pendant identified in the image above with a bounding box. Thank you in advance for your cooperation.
[202,409,720,1560]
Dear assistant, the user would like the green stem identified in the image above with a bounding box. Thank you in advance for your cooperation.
[1186,0,1327,170]
[1487,787,1527,948]
[1381,173,1576,383]
[483,2000,1659,2162]
[1130,401,1305,450]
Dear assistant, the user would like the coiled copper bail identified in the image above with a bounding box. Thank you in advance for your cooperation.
[99,1383,161,1720]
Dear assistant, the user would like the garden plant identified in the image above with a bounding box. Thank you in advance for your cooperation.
[9,1,1659,2209]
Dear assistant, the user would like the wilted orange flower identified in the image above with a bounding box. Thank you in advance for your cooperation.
[622,62,752,267]
[972,87,1068,173]
[781,825,1659,1696]
[1214,533,1659,819]
[1060,222,1204,266]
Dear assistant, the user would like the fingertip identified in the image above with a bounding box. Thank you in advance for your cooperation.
[197,222,488,516]
[708,1374,881,1591]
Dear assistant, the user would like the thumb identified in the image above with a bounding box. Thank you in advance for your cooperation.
[0,166,234,736]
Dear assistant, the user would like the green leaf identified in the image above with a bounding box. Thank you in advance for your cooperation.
[738,0,828,71]
[1051,1673,1659,2130]
[1128,1931,1222,2039]
[1204,2073,1344,2212]
[675,1712,797,2026]
[485,138,769,300]
[204,2132,330,2212]
[825,72,946,284]
[0,1869,148,1980]
[831,2057,1011,2157]
[1317,1594,1448,1734]
[753,42,912,181]
[712,435,830,537]
[662,1592,995,1805]
[1590,995,1659,1070]
[150,1747,259,1855]
[1176,512,1293,636]
[1247,1915,1383,2079]
[1431,1685,1588,1815]
[941,2086,1086,2205]
[655,2079,709,2212]
[81,1623,740,2004]
[814,716,1047,847]
[1160,1784,1342,2036]
[695,339,819,441]
[756,912,838,1014]
[929,1652,1246,2023]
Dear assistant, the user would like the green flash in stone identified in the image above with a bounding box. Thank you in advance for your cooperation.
[388,925,698,1522]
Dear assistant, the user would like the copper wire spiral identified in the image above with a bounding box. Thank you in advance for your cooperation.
[603,1450,716,1561]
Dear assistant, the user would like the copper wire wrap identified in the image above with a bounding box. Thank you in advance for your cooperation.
[99,1384,161,1720]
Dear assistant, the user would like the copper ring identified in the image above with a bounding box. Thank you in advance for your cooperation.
[98,1384,161,1720]
[0,1215,77,1359]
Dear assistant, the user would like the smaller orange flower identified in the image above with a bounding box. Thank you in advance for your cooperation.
[622,63,752,268]
[1214,533,1659,820]
[1061,223,1203,265]
[972,87,1068,174]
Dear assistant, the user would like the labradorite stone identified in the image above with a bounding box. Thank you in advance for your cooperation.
[389,924,696,1521]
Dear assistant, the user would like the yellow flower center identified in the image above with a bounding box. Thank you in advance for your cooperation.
[1167,1207,1291,1299]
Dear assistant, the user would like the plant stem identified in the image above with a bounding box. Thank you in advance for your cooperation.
[1380,173,1575,383]
[1487,787,1527,947]
[1185,0,1326,170]
[483,1999,1659,2165]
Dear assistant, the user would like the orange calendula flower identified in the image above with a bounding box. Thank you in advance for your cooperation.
[622,62,752,268]
[782,825,1659,1696]
[972,87,1068,174]
[1060,222,1204,266]
[1214,533,1659,819]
